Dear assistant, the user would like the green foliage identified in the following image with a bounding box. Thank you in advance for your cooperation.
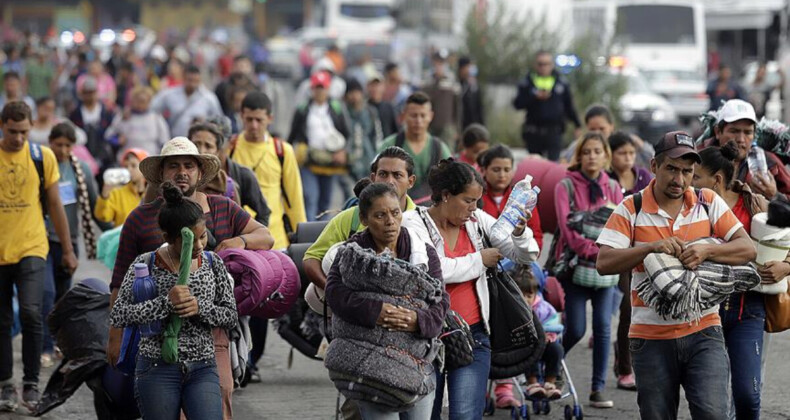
[464,0,628,147]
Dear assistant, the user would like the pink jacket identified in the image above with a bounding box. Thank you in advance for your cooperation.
[554,170,623,261]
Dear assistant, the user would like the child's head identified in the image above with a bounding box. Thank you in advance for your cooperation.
[477,144,514,194]
[608,131,637,173]
[121,149,148,184]
[158,181,208,259]
[513,264,540,305]
[460,124,490,164]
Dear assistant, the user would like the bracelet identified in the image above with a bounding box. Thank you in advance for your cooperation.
[239,235,247,249]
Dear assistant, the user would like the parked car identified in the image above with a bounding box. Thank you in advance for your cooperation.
[616,68,679,144]
[640,68,708,124]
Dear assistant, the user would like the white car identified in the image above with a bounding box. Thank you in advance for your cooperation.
[615,68,679,143]
[640,69,708,124]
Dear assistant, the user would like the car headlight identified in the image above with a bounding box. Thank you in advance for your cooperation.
[621,109,634,122]
[652,107,676,122]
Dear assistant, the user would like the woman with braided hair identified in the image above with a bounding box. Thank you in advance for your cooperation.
[40,122,102,368]
[110,181,237,419]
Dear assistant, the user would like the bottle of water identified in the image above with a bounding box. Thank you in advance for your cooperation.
[490,175,541,243]
[747,141,769,177]
[132,263,162,337]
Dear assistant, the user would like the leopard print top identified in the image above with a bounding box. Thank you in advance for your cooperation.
[110,251,238,362]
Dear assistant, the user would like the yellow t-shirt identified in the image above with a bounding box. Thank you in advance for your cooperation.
[94,182,143,227]
[231,133,306,250]
[0,143,60,264]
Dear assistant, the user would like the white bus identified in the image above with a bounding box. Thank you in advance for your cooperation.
[323,0,397,39]
[573,0,708,120]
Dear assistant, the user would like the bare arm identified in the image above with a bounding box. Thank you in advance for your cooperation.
[215,219,275,252]
[596,244,655,276]
[679,228,756,270]
[304,258,327,289]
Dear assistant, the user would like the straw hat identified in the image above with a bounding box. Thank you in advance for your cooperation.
[139,137,221,189]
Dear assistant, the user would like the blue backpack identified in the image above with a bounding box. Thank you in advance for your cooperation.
[116,251,213,374]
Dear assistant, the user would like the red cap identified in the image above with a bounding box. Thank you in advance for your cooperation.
[310,71,331,89]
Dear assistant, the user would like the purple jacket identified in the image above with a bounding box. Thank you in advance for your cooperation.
[608,166,653,196]
[554,170,624,261]
[325,227,450,339]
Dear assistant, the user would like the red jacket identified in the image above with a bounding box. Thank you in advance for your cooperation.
[480,184,544,250]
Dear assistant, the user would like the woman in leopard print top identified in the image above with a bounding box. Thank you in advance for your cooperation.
[109,181,237,420]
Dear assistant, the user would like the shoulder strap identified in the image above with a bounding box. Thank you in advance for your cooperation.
[330,99,342,115]
[693,187,710,215]
[394,132,406,148]
[349,206,361,237]
[148,251,156,272]
[228,134,239,158]
[560,178,575,212]
[272,137,290,208]
[30,142,46,215]
[204,251,214,269]
[429,137,442,168]
[633,192,643,217]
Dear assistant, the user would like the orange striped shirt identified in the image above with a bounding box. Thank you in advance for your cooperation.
[596,180,743,340]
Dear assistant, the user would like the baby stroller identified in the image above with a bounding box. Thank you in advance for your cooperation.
[483,265,583,420]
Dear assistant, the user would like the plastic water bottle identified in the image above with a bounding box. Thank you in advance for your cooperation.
[747,142,769,177]
[132,263,161,337]
[490,175,541,243]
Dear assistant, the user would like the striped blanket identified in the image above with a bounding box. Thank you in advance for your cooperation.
[640,238,760,322]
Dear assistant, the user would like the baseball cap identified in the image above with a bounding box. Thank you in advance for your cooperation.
[311,71,331,89]
[367,72,384,83]
[719,99,757,124]
[654,131,701,163]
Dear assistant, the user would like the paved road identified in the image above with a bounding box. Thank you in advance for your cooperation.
[5,241,790,419]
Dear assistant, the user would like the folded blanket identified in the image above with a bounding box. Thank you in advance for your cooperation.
[640,238,760,322]
[329,371,428,410]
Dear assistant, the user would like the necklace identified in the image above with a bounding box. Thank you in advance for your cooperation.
[162,246,194,273]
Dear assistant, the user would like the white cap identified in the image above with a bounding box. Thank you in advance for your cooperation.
[719,99,757,124]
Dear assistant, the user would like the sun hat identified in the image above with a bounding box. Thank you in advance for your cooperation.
[139,137,221,188]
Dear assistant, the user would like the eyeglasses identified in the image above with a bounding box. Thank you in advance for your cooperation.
[536,61,553,67]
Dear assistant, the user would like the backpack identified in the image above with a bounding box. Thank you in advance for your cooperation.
[30,142,47,215]
[230,135,294,235]
[394,132,442,205]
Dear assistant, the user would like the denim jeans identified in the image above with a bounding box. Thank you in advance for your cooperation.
[301,167,339,221]
[357,391,435,420]
[562,281,615,392]
[134,357,222,420]
[720,292,765,420]
[432,323,491,420]
[41,241,76,354]
[630,326,730,420]
[0,257,46,384]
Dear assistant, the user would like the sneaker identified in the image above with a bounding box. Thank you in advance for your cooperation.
[0,384,18,412]
[40,354,54,369]
[589,391,614,408]
[617,373,637,391]
[21,384,39,412]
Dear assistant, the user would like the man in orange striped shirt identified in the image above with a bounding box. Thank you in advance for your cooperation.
[596,131,755,420]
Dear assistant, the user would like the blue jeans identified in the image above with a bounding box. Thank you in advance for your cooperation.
[134,357,222,420]
[0,257,46,384]
[562,281,615,392]
[720,292,765,420]
[357,391,435,420]
[630,326,730,420]
[41,241,76,354]
[301,167,340,221]
[432,323,490,420]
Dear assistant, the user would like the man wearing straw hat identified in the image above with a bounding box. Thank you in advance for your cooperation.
[107,137,273,419]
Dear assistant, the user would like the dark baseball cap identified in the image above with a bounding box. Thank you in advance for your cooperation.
[654,131,701,163]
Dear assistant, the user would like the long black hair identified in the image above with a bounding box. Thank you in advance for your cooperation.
[427,159,485,204]
[158,181,205,240]
[698,141,739,187]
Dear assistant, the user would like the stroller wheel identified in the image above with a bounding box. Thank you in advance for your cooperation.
[574,404,584,420]
[542,400,551,414]
[532,400,540,414]
[484,396,495,416]
[564,405,573,420]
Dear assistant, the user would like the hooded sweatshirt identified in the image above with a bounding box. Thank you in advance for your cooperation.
[554,170,623,262]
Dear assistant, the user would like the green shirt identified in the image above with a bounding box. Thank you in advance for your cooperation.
[25,60,54,100]
[303,196,417,262]
[377,135,452,198]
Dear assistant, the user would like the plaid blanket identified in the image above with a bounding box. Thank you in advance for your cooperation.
[639,238,760,322]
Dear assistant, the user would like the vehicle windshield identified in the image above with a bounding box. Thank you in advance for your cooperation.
[340,4,391,19]
[641,69,704,83]
[615,5,695,45]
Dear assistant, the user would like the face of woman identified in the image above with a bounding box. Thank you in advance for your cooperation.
[362,194,402,246]
[37,100,55,122]
[611,143,636,172]
[692,165,718,191]
[49,136,74,163]
[580,139,608,177]
[170,221,209,260]
[482,157,513,194]
[586,115,614,139]
[123,155,144,183]
[443,182,484,226]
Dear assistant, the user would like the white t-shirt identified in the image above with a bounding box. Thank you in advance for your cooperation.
[306,102,334,151]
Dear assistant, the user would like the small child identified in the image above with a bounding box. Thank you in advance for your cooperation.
[457,123,490,172]
[495,265,564,407]
[110,181,237,419]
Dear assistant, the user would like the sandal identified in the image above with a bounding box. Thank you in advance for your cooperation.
[525,383,546,399]
[544,382,561,400]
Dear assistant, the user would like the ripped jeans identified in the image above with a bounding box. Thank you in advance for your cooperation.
[720,292,765,420]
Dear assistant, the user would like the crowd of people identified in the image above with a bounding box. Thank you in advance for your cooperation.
[0,33,788,420]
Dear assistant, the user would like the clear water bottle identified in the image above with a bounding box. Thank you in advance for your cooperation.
[490,175,541,243]
[132,263,162,337]
[103,168,131,186]
[747,141,769,177]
